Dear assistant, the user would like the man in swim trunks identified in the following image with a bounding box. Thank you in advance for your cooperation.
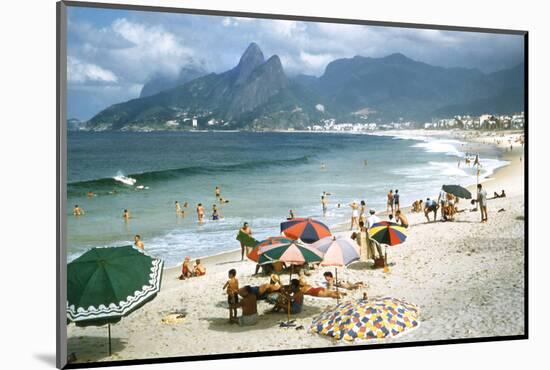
[215,186,221,200]
[395,210,409,228]
[235,286,258,326]
[387,190,394,214]
[424,198,438,222]
[239,222,252,260]
[476,183,488,223]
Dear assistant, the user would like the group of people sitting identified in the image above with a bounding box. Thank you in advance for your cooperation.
[224,270,365,326]
[178,256,206,280]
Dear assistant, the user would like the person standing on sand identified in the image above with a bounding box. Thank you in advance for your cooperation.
[240,222,252,260]
[366,209,383,259]
[393,189,401,212]
[196,203,204,223]
[359,200,367,224]
[349,201,360,230]
[387,190,394,214]
[438,189,447,221]
[356,220,370,261]
[476,184,488,223]
[134,234,144,250]
[223,269,239,323]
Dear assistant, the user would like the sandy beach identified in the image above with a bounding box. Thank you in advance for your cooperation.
[67,129,525,364]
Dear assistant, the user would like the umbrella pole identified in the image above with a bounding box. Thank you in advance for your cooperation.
[335,267,340,304]
[108,323,112,356]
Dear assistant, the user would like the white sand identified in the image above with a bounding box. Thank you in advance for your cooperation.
[67,130,525,364]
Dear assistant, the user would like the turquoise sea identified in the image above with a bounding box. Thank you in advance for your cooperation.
[67,131,507,266]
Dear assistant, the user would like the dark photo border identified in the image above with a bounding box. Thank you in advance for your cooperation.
[56,1,528,368]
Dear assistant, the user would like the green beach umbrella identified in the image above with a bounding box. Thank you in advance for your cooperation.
[442,184,472,199]
[67,245,163,355]
[258,239,324,266]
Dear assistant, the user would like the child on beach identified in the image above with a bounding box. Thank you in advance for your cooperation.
[193,259,206,276]
[223,269,239,323]
[179,257,192,280]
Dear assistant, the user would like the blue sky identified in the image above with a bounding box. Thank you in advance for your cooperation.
[67,6,524,120]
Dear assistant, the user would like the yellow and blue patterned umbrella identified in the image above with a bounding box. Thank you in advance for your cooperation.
[310,297,419,341]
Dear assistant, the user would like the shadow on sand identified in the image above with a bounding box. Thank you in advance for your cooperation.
[203,305,324,333]
[67,335,127,363]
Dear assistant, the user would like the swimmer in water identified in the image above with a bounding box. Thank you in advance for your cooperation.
[73,205,84,216]
[197,203,204,223]
[134,234,144,250]
[212,204,220,220]
[175,201,185,216]
[123,209,130,220]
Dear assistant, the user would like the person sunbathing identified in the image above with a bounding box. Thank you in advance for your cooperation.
[297,273,344,298]
[323,271,365,290]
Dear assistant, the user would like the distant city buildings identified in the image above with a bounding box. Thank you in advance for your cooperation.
[306,111,524,132]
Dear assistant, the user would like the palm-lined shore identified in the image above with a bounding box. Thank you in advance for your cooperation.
[67,129,524,363]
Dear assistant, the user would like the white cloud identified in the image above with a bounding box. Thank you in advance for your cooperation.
[68,57,118,83]
[299,51,334,73]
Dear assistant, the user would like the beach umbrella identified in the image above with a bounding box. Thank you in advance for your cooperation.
[280,217,331,244]
[368,221,407,246]
[258,239,324,266]
[310,297,420,341]
[313,236,360,267]
[247,236,293,263]
[442,184,472,199]
[67,245,163,356]
[312,236,361,303]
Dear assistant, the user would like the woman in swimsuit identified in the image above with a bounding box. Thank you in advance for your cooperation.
[299,275,343,299]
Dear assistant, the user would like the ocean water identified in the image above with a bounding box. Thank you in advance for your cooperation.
[67,131,507,266]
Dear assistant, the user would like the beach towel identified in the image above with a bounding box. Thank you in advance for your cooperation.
[236,230,258,247]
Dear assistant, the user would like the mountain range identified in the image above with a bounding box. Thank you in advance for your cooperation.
[86,43,524,131]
